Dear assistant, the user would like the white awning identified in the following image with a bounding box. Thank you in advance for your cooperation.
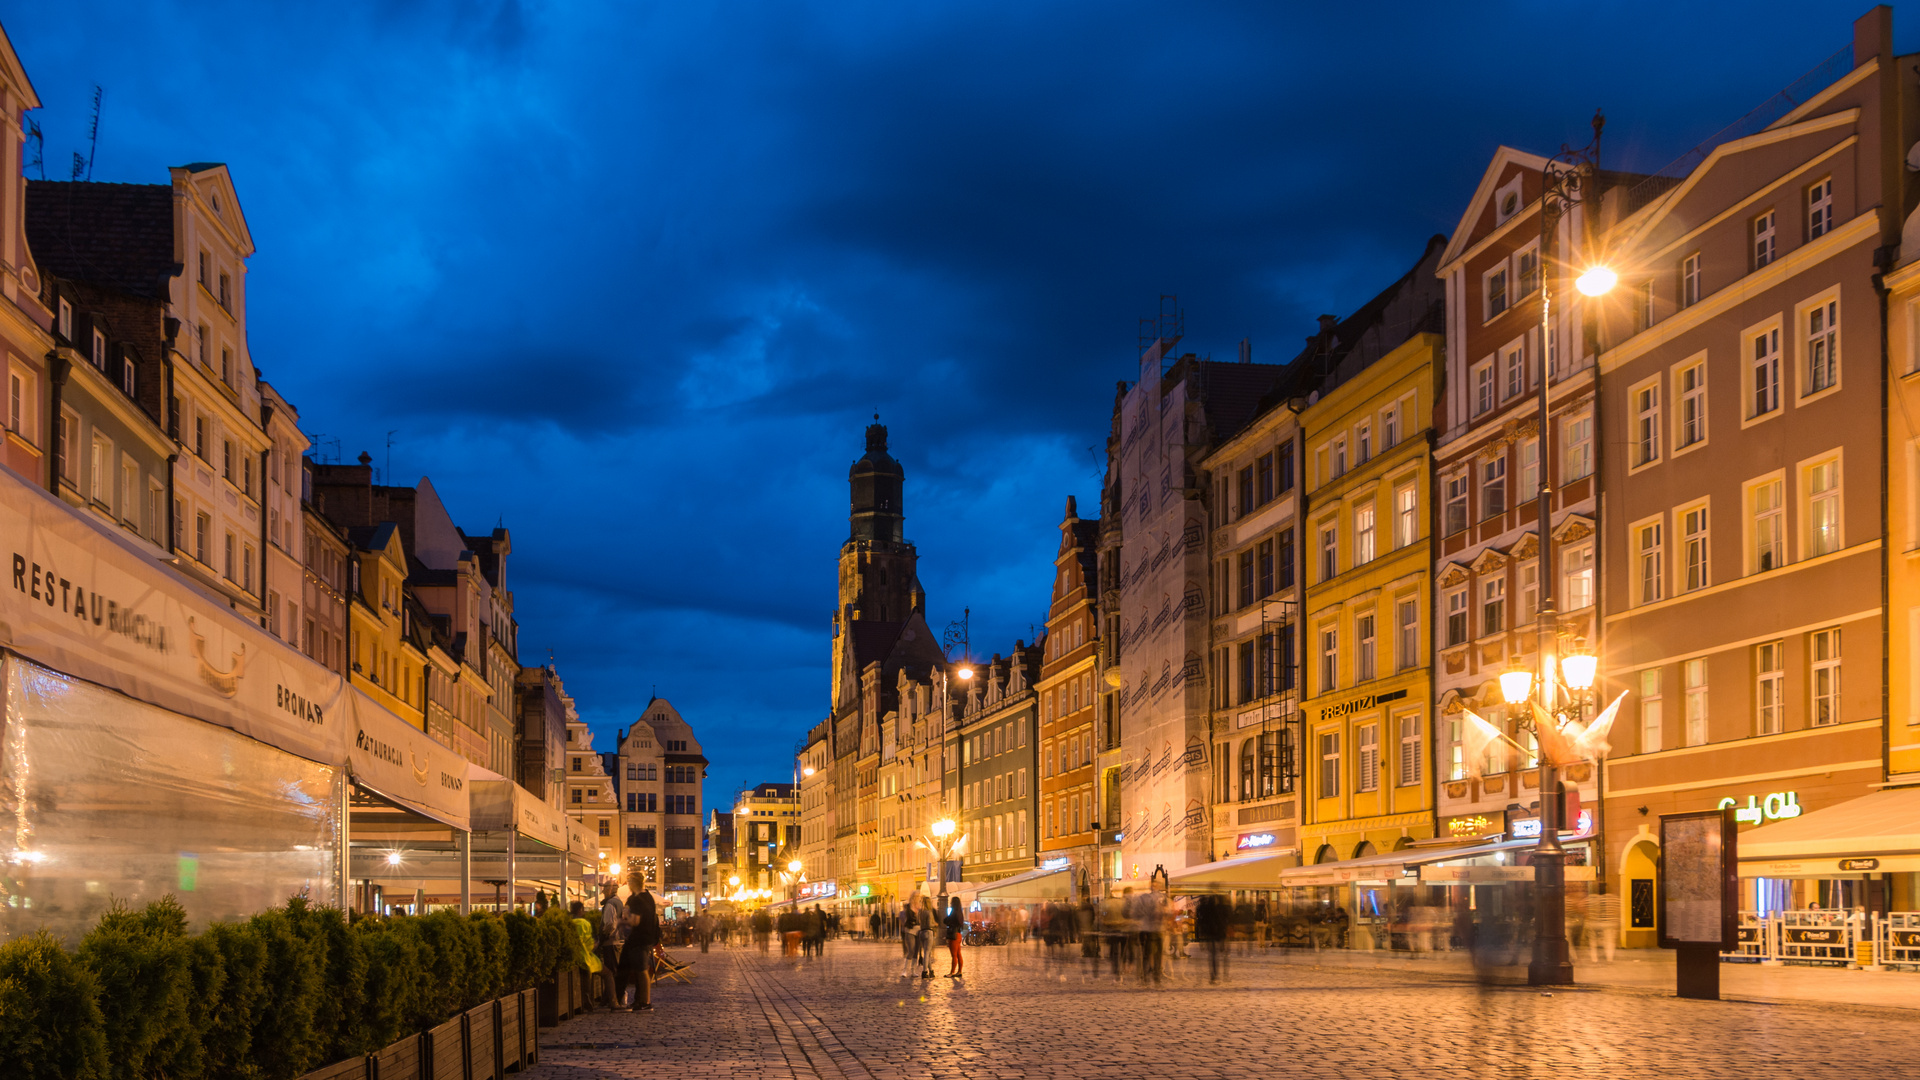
[974,865,1075,902]
[1277,839,1538,887]
[1166,850,1296,889]
[1739,787,1920,877]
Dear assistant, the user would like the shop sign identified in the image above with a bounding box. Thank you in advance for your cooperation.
[1321,688,1407,719]
[1715,791,1802,826]
[1838,858,1879,872]
[1783,926,1845,945]
[1446,815,1493,837]
[1420,865,1534,883]
[1236,832,1280,851]
[1508,809,1592,840]
[1041,857,1071,870]
[1893,930,1920,949]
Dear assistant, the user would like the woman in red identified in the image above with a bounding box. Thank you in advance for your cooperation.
[943,896,965,978]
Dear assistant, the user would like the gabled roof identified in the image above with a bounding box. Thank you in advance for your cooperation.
[1438,146,1551,271]
[0,24,40,109]
[24,181,177,301]
[174,163,255,257]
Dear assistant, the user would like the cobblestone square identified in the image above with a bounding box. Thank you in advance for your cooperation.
[525,941,1920,1079]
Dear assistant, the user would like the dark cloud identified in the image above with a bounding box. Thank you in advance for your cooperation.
[8,0,1903,786]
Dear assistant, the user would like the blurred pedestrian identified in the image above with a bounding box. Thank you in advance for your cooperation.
[918,895,938,978]
[1195,893,1230,983]
[620,879,661,1013]
[943,896,966,978]
[596,879,626,1010]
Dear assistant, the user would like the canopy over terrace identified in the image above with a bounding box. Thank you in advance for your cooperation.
[972,864,1077,904]
[1740,787,1920,877]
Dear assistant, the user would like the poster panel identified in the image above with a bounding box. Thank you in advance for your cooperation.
[1658,807,1738,950]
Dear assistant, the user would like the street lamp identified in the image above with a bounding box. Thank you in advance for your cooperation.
[924,817,965,907]
[1526,111,1616,988]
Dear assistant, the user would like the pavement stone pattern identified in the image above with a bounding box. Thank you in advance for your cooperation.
[523,940,1920,1079]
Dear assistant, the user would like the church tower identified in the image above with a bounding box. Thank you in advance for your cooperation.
[831,420,925,704]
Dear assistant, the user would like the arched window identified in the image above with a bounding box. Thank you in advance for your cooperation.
[1314,844,1338,865]
[1353,840,1377,860]
[1238,740,1257,801]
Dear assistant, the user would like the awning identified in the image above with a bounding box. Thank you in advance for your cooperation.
[1167,850,1296,890]
[469,770,569,851]
[974,865,1074,902]
[1740,787,1920,877]
[1278,839,1539,887]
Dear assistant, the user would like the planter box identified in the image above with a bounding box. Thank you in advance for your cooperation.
[539,970,585,1027]
[427,1016,465,1080]
[499,991,524,1073]
[466,1001,499,1080]
[368,1032,424,1080]
[302,1057,369,1080]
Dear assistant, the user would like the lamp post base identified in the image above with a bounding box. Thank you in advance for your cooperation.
[1529,847,1576,986]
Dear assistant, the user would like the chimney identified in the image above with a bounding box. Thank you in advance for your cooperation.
[1238,338,1252,364]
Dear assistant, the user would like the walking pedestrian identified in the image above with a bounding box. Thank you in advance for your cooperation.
[620,879,661,1013]
[569,901,605,1008]
[1587,887,1621,964]
[596,879,626,1010]
[943,896,965,978]
[1195,893,1229,983]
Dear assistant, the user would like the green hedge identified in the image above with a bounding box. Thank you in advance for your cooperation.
[0,897,581,1080]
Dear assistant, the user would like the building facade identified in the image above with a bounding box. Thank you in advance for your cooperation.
[955,646,1040,884]
[616,699,708,914]
[1037,498,1101,886]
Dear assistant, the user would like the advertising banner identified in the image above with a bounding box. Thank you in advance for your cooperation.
[345,689,471,830]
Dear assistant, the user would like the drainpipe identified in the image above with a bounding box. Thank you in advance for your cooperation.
[260,404,273,631]
[1875,260,1892,783]
[44,351,66,496]
[163,318,180,555]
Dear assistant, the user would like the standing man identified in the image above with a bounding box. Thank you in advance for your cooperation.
[620,876,662,1012]
[596,880,627,1010]
[900,897,921,978]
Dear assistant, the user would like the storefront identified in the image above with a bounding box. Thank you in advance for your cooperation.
[1738,787,1920,914]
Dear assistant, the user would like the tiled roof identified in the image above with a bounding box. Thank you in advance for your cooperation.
[24,181,176,301]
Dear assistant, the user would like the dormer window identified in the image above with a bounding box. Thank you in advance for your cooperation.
[58,298,72,341]
[91,328,107,369]
[121,357,135,397]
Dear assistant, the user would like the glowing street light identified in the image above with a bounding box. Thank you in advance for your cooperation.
[1573,265,1618,296]
[1499,666,1535,707]
[385,851,403,867]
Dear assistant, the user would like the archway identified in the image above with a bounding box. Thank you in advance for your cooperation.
[1621,837,1659,949]
[1352,840,1377,860]
[1314,844,1338,865]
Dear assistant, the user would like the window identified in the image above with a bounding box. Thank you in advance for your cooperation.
[1756,642,1785,735]
[1503,344,1524,400]
[6,370,24,434]
[1640,279,1656,331]
[1354,505,1376,564]
[1811,628,1841,726]
[1563,545,1595,610]
[1639,669,1663,753]
[194,511,210,564]
[120,356,135,397]
[1333,437,1347,477]
[1444,473,1468,535]
[1356,723,1379,793]
[1255,452,1275,505]
[1382,405,1399,450]
[1277,442,1295,493]
[196,323,209,367]
[1517,245,1540,296]
[88,433,109,507]
[1676,361,1706,449]
[1752,478,1785,572]
[1256,539,1274,599]
[627,827,656,849]
[1277,529,1295,589]
[220,346,233,387]
[1447,719,1465,780]
[57,410,77,485]
[1445,589,1468,647]
[1752,209,1776,269]
[571,788,583,805]
[1519,562,1538,625]
[1485,267,1509,320]
[1355,611,1376,682]
[58,296,73,339]
[1807,176,1832,240]
[1237,549,1255,608]
[1632,380,1661,467]
[1519,439,1539,502]
[1482,456,1506,518]
[1398,714,1423,786]
[222,439,234,481]
[1637,520,1664,604]
[1563,411,1593,482]
[1680,252,1701,307]
[1684,658,1708,746]
[1751,325,1782,417]
[1319,731,1341,799]
[91,328,107,369]
[1396,598,1417,671]
[1318,626,1338,693]
[224,532,235,581]
[598,818,610,837]
[1319,526,1337,582]
[1682,504,1709,592]
[1473,361,1495,416]
[1806,297,1838,395]
[1394,484,1417,548]
[120,460,137,523]
[218,271,231,310]
[1482,576,1505,636]
[1237,639,1256,705]
[198,250,209,287]
[1807,458,1840,557]
[1236,466,1254,519]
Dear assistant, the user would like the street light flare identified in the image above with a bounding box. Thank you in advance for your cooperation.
[1574,265,1617,296]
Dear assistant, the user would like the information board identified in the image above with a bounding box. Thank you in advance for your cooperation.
[1658,808,1737,950]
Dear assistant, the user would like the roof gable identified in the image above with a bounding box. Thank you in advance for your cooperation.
[175,163,255,257]
[1438,147,1550,272]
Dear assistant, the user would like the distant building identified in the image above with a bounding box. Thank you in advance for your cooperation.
[615,699,709,915]
[1038,498,1101,885]
[729,782,800,893]
[563,707,618,870]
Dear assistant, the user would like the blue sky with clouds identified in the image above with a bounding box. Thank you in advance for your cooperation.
[7,0,1909,794]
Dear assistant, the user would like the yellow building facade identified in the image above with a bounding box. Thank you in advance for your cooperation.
[1299,332,1439,867]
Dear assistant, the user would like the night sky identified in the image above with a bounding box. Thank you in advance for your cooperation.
[9,1,1908,795]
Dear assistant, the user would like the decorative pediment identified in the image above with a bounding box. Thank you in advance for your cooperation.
[1469,546,1509,574]
[1510,531,1540,560]
[1552,514,1595,544]
[1437,561,1471,588]
[1437,688,1464,714]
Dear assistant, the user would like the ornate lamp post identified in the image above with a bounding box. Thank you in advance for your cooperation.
[1520,112,1616,988]
[924,817,967,907]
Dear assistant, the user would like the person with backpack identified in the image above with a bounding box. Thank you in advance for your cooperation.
[595,879,626,1010]
[620,877,662,1012]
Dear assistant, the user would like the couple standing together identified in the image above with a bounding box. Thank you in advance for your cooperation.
[899,895,966,979]
[594,876,662,1012]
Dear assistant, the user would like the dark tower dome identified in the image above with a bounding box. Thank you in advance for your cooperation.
[848,419,905,545]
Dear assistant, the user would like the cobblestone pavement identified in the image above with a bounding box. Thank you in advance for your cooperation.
[523,940,1920,1079]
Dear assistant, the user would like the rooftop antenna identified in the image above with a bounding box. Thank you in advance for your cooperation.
[25,119,42,180]
[82,85,101,181]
